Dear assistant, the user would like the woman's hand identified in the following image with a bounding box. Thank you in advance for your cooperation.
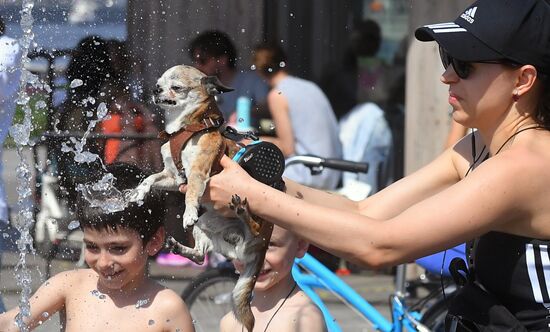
[179,155,256,216]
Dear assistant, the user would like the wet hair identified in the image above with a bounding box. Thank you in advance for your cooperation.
[188,30,237,69]
[535,74,550,128]
[252,42,287,78]
[78,163,165,245]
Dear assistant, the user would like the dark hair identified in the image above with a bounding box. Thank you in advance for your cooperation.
[535,74,550,128]
[350,19,381,57]
[188,30,237,69]
[66,35,113,103]
[0,17,4,36]
[253,42,287,78]
[78,163,165,244]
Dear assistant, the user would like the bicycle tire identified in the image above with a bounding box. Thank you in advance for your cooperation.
[181,268,238,332]
[419,292,455,332]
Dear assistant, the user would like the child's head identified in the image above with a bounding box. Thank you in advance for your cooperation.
[254,225,308,292]
[79,163,166,291]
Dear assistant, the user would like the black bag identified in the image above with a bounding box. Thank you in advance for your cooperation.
[445,258,528,332]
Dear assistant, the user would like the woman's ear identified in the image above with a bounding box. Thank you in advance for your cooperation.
[515,65,538,97]
[145,227,166,256]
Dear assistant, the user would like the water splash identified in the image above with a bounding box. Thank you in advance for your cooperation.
[9,1,37,331]
[135,298,150,308]
[76,172,128,213]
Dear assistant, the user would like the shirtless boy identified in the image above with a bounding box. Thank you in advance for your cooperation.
[0,163,194,332]
[220,225,326,332]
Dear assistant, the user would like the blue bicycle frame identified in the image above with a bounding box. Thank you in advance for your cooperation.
[293,253,423,332]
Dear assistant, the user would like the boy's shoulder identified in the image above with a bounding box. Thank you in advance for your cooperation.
[144,279,192,315]
[48,268,97,291]
[277,291,326,331]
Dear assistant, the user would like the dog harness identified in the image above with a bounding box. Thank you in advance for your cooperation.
[158,105,226,178]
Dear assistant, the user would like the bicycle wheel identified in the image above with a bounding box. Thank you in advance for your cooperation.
[181,268,238,332]
[419,292,455,332]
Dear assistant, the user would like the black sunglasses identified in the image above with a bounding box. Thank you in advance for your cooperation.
[438,46,520,79]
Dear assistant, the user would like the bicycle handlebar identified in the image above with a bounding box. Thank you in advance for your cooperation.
[285,155,368,173]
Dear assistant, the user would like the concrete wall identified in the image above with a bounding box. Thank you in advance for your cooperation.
[404,0,472,174]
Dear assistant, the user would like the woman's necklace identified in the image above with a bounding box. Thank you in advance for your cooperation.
[494,125,542,155]
[465,125,542,177]
[242,282,297,332]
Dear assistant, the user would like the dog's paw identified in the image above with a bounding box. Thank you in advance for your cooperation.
[229,194,248,217]
[182,207,199,228]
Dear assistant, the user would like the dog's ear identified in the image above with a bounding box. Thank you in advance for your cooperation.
[201,76,234,95]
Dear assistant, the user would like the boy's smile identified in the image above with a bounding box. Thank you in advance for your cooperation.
[83,228,151,292]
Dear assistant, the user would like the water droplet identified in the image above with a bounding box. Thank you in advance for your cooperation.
[148,319,155,325]
[268,68,273,73]
[279,61,286,68]
[238,118,244,123]
[67,220,80,230]
[69,79,83,88]
[99,294,106,300]
[41,312,49,319]
[250,64,256,71]
[135,298,150,308]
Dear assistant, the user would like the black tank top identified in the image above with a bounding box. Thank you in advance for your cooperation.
[474,232,550,330]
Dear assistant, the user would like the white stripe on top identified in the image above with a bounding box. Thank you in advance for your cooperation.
[526,244,550,308]
[433,28,467,34]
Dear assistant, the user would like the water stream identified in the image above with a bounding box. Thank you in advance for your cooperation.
[9,1,37,330]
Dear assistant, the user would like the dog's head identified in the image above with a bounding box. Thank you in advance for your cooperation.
[153,65,233,110]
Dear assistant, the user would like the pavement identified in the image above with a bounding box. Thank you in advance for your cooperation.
[0,147,404,331]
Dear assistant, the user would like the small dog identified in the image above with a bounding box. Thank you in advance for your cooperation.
[127,65,273,332]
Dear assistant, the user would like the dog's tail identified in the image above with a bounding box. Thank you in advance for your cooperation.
[231,240,269,332]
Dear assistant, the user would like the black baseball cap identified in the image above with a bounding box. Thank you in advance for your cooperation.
[415,0,550,75]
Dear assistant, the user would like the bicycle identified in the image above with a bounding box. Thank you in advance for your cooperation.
[181,155,463,331]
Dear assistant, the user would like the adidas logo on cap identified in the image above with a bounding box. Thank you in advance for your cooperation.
[460,6,477,24]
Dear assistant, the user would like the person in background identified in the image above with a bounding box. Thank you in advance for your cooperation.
[188,30,269,123]
[99,39,162,173]
[319,19,387,120]
[0,16,22,314]
[253,42,342,190]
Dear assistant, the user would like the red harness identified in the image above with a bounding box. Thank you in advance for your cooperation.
[158,107,226,177]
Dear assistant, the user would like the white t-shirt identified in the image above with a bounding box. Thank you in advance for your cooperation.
[0,34,22,223]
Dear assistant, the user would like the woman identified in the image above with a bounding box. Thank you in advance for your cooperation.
[198,0,550,330]
[253,43,342,190]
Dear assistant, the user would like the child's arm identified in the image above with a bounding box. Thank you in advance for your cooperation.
[0,271,72,331]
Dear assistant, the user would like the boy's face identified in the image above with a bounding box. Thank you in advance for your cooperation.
[253,226,308,292]
[83,227,163,291]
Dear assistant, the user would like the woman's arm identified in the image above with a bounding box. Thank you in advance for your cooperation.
[207,140,525,268]
[0,271,70,331]
[260,89,295,156]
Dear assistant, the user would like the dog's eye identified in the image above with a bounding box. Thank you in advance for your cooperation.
[171,86,184,92]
